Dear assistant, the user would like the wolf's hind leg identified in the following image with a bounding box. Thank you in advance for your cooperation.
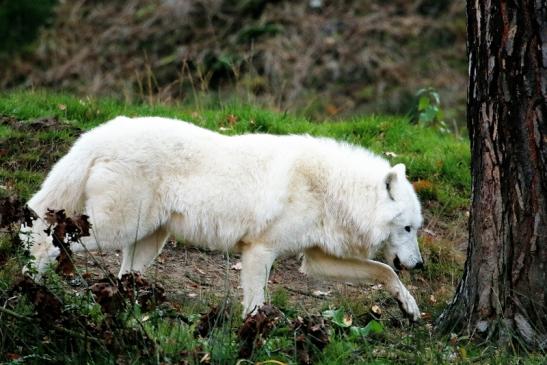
[84,163,161,249]
[240,244,277,317]
[301,247,421,321]
[119,228,169,277]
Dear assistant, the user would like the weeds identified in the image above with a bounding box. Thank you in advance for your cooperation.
[414,87,450,133]
[0,215,541,365]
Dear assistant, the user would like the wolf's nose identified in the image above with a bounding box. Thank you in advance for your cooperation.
[414,261,424,270]
[393,256,403,271]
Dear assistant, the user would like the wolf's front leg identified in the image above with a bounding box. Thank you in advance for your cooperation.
[20,221,59,277]
[301,247,421,321]
[240,244,277,317]
[23,243,59,277]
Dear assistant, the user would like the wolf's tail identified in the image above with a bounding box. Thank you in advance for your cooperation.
[27,140,94,218]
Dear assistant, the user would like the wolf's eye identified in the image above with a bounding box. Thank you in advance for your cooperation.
[404,226,411,232]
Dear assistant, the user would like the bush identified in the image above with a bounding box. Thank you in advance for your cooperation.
[0,0,57,55]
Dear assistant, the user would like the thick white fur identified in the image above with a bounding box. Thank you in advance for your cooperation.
[23,116,424,320]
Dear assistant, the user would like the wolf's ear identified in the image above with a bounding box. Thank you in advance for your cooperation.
[392,163,406,176]
[385,164,406,200]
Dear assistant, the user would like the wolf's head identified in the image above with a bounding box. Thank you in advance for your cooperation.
[381,164,424,271]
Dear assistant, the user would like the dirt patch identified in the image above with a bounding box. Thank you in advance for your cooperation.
[73,244,377,314]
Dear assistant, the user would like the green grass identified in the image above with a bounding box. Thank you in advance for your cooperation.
[0,89,470,209]
[1,90,543,364]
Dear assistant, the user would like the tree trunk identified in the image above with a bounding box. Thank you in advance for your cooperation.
[437,0,547,348]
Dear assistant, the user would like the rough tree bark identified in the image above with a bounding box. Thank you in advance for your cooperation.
[437,0,546,348]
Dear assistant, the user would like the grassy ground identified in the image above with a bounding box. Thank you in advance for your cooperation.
[0,90,543,364]
[0,90,470,204]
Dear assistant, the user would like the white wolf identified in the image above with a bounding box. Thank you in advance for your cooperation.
[23,116,424,320]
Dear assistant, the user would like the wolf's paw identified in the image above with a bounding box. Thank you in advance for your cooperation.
[22,263,45,280]
[396,287,421,322]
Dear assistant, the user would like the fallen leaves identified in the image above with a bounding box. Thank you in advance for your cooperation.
[218,114,238,132]
[412,179,437,200]
[371,304,382,316]
[325,104,340,117]
[195,304,231,338]
[311,289,331,298]
[0,196,37,266]
[90,272,166,316]
[292,315,329,365]
[238,304,283,358]
[44,209,91,278]
[413,179,434,192]
[226,114,238,126]
[44,209,91,245]
[5,273,159,359]
[1,191,444,362]
[9,276,63,324]
[188,305,335,363]
[0,196,37,230]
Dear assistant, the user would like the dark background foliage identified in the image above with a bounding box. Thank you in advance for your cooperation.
[0,0,466,124]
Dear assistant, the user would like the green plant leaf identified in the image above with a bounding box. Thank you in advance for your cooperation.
[349,320,384,338]
[322,308,352,327]
[419,106,438,124]
[418,96,430,111]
